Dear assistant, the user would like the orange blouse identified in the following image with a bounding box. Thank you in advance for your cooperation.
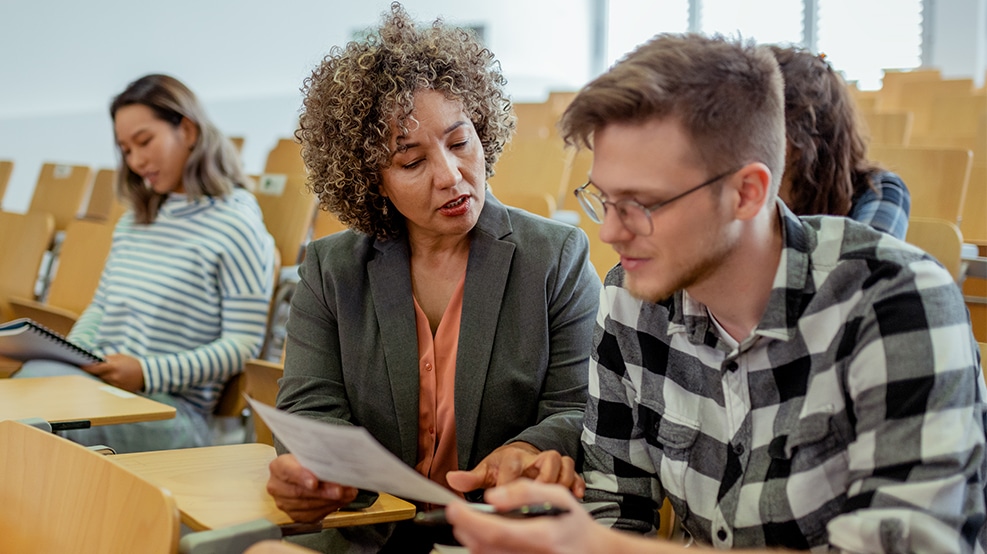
[412,273,466,496]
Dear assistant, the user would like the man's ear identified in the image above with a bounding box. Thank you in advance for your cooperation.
[180,117,199,150]
[734,162,772,220]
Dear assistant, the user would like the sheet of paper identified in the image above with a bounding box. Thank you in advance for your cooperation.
[247,398,460,506]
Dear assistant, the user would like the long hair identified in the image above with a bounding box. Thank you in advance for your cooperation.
[770,46,883,216]
[110,74,251,223]
[297,2,516,240]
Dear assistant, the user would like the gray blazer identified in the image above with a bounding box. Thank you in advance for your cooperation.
[276,192,601,472]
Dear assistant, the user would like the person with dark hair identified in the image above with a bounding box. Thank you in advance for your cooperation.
[264,3,600,552]
[14,74,275,453]
[444,33,985,554]
[771,45,910,239]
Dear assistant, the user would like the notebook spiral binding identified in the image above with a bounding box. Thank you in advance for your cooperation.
[23,319,104,364]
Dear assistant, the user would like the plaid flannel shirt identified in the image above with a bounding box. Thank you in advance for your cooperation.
[848,171,911,240]
[581,203,986,553]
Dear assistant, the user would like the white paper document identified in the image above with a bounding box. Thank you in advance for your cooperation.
[247,398,460,506]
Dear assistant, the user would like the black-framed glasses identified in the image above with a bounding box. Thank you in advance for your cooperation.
[573,167,740,236]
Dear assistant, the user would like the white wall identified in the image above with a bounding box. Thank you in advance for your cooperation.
[0,0,593,212]
[931,0,987,84]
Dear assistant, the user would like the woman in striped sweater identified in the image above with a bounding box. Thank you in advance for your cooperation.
[15,74,275,453]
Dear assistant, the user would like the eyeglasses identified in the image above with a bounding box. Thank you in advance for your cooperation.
[573,167,740,236]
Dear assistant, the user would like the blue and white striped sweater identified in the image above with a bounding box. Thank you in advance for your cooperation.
[68,188,275,413]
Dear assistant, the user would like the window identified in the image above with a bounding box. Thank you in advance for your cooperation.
[700,0,803,46]
[607,0,690,68]
[817,0,923,90]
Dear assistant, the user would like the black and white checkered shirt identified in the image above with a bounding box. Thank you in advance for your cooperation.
[581,204,987,553]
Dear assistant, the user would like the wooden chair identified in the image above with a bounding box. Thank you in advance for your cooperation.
[859,110,913,147]
[906,217,965,282]
[920,92,987,142]
[252,173,318,266]
[82,168,127,223]
[264,138,306,176]
[512,101,558,140]
[495,190,556,218]
[875,68,942,112]
[488,134,572,201]
[311,209,348,239]
[867,145,973,225]
[963,164,987,248]
[0,159,12,205]
[0,419,180,553]
[8,218,115,335]
[243,358,285,446]
[27,162,93,233]
[888,79,976,136]
[0,210,55,323]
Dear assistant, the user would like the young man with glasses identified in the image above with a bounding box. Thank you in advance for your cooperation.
[445,33,986,553]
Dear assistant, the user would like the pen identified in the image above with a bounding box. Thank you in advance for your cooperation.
[414,502,570,526]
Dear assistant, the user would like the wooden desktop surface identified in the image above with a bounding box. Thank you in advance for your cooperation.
[111,443,417,532]
[0,374,176,425]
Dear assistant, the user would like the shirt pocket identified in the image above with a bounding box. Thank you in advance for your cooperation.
[638,398,701,452]
[764,406,850,533]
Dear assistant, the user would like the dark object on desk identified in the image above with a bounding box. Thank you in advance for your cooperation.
[0,318,103,366]
[414,502,570,526]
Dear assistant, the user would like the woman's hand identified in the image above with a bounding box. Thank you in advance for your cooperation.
[267,453,359,523]
[82,353,145,392]
[446,442,585,498]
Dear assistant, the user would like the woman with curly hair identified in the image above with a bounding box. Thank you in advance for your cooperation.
[265,3,600,551]
[15,74,275,453]
[771,45,910,239]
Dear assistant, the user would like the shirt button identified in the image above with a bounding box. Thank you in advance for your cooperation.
[424,363,433,371]
[717,528,728,541]
[724,361,738,372]
[733,443,745,456]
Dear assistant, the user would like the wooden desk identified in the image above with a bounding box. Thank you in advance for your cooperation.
[112,443,417,532]
[0,374,176,425]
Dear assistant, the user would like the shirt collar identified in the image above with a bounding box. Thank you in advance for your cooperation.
[669,200,814,346]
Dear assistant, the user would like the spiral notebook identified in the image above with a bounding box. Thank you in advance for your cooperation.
[0,318,104,366]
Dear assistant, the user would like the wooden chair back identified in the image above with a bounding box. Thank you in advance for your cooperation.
[83,168,127,223]
[488,134,571,200]
[922,92,987,140]
[311,209,348,240]
[28,162,93,232]
[0,210,55,322]
[0,419,180,553]
[495,190,556,218]
[868,145,973,225]
[891,79,976,136]
[264,138,306,176]
[253,173,317,266]
[511,101,558,140]
[875,68,942,111]
[962,164,986,246]
[229,136,245,153]
[243,358,285,446]
[906,217,964,282]
[0,160,12,205]
[9,218,115,335]
[860,111,913,147]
